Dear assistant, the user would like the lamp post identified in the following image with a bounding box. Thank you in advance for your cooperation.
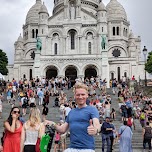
[143,46,147,86]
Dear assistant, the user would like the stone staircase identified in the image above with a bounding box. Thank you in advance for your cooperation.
[48,88,144,152]
[0,88,144,152]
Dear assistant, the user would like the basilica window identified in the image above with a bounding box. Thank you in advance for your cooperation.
[54,43,58,55]
[112,49,121,57]
[111,72,114,80]
[36,29,38,38]
[126,29,128,37]
[88,42,91,54]
[27,31,28,39]
[70,30,75,49]
[123,28,125,36]
[124,72,127,78]
[113,27,115,36]
[32,29,35,38]
[102,27,104,32]
[29,69,32,80]
[23,74,26,79]
[117,67,120,81]
[117,27,119,35]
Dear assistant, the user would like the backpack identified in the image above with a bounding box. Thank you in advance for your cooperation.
[40,134,51,152]
[127,118,133,127]
[140,112,145,120]
[144,126,152,139]
[23,98,28,105]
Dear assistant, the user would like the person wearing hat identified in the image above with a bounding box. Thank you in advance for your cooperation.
[101,117,114,152]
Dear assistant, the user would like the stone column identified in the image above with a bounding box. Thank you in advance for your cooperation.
[101,34,109,88]
[33,50,41,79]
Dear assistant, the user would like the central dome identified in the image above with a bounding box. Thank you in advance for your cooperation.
[106,0,127,21]
[26,0,43,24]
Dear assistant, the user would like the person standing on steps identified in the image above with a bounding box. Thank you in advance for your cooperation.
[45,82,100,152]
[101,117,113,152]
[3,107,23,152]
[118,120,133,152]
[142,121,152,152]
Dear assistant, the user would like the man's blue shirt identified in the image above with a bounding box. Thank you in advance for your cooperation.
[66,106,99,150]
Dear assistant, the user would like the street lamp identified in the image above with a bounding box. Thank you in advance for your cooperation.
[143,46,147,86]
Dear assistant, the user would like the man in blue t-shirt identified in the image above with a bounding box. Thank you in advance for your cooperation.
[45,82,100,152]
[101,117,113,152]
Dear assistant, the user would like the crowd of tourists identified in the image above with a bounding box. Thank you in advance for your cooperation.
[0,75,151,152]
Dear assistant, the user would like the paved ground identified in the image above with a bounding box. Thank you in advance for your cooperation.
[0,88,145,152]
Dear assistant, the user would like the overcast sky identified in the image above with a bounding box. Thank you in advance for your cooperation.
[0,0,152,64]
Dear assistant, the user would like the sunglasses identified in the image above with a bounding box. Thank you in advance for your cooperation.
[13,111,20,114]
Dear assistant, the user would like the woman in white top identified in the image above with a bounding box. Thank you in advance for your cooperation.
[20,107,45,152]
[29,94,36,108]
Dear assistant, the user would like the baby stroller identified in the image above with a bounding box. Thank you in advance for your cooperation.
[40,125,56,152]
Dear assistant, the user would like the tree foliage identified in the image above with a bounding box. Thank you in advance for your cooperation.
[0,49,8,75]
[145,52,152,74]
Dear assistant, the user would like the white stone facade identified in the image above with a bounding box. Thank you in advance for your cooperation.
[7,0,145,86]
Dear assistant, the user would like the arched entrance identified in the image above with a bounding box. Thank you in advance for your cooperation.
[46,66,58,79]
[85,65,97,79]
[65,66,77,86]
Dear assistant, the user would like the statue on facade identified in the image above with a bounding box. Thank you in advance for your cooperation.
[101,35,106,49]
[36,37,42,51]
[69,3,76,19]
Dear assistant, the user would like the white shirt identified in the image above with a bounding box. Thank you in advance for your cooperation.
[65,107,71,116]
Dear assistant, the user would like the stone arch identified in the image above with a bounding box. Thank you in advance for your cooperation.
[45,65,58,79]
[41,63,60,78]
[21,73,27,80]
[83,28,97,37]
[65,27,79,36]
[82,64,99,79]
[65,65,78,85]
[24,48,36,59]
[110,71,116,80]
[62,63,80,76]
[48,29,63,38]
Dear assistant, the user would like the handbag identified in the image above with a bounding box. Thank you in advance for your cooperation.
[35,123,43,152]
[1,131,6,146]
[118,126,127,137]
[35,137,41,152]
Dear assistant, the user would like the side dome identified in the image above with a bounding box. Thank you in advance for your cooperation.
[26,0,42,24]
[98,1,106,11]
[129,30,134,39]
[39,2,49,14]
[17,34,23,42]
[106,0,127,21]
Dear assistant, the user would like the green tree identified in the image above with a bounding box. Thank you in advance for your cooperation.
[145,52,152,73]
[0,49,8,75]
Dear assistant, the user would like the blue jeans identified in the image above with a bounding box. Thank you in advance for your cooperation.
[143,138,151,150]
[102,134,111,152]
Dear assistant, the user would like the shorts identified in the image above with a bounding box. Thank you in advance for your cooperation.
[7,96,11,100]
[24,145,35,152]
[55,141,60,144]
[64,148,95,152]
